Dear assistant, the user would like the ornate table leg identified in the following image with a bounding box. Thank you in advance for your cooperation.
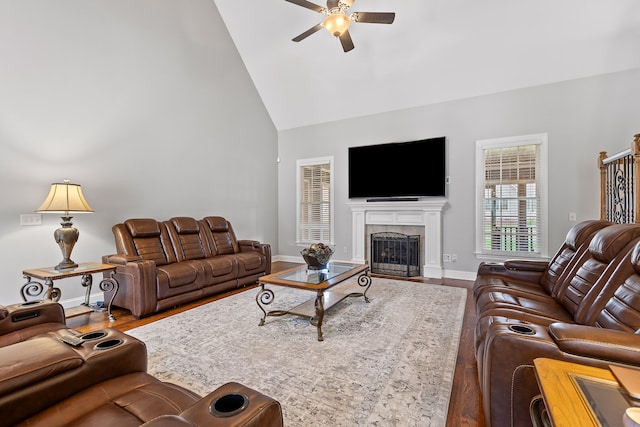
[314,290,325,342]
[256,284,274,326]
[21,275,44,302]
[44,278,61,302]
[99,272,119,322]
[81,274,93,306]
[346,271,372,303]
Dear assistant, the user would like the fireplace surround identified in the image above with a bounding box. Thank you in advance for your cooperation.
[347,199,447,278]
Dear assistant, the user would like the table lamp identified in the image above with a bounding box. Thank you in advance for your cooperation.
[36,180,94,270]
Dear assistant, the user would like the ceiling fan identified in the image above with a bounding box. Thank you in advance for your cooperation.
[285,0,395,52]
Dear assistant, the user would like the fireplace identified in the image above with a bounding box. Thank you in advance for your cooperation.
[371,232,420,277]
[347,199,447,278]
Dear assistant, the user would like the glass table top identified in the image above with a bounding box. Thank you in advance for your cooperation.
[275,263,361,285]
[572,374,634,427]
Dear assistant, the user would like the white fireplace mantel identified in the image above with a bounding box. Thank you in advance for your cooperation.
[347,199,447,278]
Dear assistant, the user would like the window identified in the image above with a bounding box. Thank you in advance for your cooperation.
[297,157,334,244]
[475,134,548,258]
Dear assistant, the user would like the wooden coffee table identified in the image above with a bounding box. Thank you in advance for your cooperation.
[256,262,372,341]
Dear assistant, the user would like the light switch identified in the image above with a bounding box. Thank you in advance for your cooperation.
[569,212,577,222]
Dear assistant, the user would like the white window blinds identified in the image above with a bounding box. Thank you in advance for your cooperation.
[481,143,541,254]
[297,157,334,244]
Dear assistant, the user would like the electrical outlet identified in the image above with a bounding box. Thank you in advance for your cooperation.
[443,254,451,263]
[451,254,457,262]
[20,214,42,225]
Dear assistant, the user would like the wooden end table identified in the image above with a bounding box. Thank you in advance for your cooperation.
[256,262,372,341]
[21,262,119,321]
[533,357,637,426]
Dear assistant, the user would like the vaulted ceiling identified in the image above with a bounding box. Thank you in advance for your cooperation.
[212,0,640,130]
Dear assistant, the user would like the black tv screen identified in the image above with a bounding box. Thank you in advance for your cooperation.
[348,137,446,199]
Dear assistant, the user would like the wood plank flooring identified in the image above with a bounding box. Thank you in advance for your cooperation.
[66,261,484,427]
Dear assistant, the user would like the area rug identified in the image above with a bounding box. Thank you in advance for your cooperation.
[127,278,467,426]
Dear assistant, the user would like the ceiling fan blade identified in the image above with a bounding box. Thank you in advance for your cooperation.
[339,30,355,52]
[352,12,395,24]
[285,0,325,13]
[327,0,339,8]
[292,23,324,42]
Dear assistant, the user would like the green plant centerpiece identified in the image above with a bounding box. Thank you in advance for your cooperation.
[301,243,334,270]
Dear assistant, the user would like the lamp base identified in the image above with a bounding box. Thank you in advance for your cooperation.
[54,217,79,271]
[55,260,78,270]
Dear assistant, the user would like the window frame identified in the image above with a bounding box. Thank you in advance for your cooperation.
[296,156,335,246]
[475,133,549,260]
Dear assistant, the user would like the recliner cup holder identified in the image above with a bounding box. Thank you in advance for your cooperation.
[209,393,249,418]
[94,339,123,350]
[508,324,535,335]
[81,331,108,341]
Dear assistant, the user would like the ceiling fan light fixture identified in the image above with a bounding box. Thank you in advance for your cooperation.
[323,12,351,37]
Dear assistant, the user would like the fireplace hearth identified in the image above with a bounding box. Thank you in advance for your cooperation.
[371,232,420,277]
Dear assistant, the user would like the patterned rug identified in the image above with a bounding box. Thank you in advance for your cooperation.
[127,277,467,426]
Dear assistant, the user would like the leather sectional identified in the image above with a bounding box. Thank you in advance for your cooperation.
[103,216,271,318]
[0,299,282,426]
[473,220,640,426]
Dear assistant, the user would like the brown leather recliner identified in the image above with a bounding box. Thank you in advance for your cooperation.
[474,223,640,426]
[103,216,271,318]
[0,301,283,426]
[473,219,611,298]
[4,332,282,426]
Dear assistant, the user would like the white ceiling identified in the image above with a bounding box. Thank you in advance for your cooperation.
[212,0,640,130]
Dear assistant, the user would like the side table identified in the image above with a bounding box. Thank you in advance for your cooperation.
[21,262,119,321]
[533,357,635,427]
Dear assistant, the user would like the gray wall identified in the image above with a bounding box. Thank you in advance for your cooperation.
[0,0,278,305]
[277,68,640,277]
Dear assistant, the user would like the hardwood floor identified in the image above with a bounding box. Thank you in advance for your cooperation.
[66,262,484,427]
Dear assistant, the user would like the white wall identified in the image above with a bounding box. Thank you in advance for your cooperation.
[0,0,278,305]
[277,68,640,278]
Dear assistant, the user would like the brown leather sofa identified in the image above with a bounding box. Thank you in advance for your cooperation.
[103,216,271,318]
[473,221,640,426]
[0,300,283,427]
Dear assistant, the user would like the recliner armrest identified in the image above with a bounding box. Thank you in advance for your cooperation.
[103,254,143,265]
[238,240,260,249]
[0,300,67,341]
[504,259,548,272]
[173,382,283,427]
[238,242,272,275]
[549,323,640,365]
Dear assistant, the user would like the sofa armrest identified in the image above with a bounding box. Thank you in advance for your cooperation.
[503,259,548,272]
[238,240,260,249]
[103,254,143,265]
[549,323,640,365]
[476,260,546,284]
[238,242,272,275]
[169,382,283,427]
[102,254,158,319]
[0,300,67,341]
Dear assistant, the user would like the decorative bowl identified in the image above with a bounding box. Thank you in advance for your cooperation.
[300,243,334,270]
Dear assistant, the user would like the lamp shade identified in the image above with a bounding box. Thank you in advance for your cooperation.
[36,180,94,215]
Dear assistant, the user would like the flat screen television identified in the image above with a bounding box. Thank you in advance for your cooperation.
[348,137,446,199]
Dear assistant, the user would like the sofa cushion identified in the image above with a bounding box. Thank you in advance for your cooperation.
[17,372,201,427]
[201,217,238,255]
[156,264,200,299]
[0,337,82,397]
[125,219,161,238]
[166,218,208,261]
